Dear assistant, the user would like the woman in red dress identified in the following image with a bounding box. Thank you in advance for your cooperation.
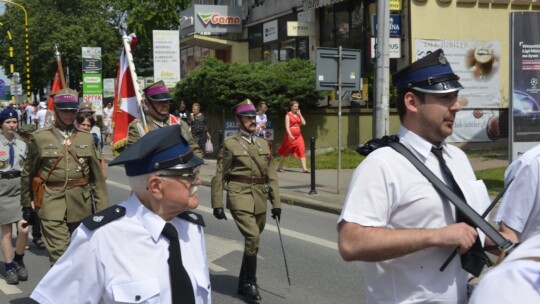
[277,100,308,173]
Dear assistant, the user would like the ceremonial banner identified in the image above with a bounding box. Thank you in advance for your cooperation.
[112,35,140,154]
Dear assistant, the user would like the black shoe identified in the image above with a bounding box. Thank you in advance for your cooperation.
[5,268,18,285]
[14,261,28,281]
[241,282,261,301]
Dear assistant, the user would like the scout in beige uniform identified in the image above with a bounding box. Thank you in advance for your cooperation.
[0,109,29,285]
[127,80,203,158]
[21,88,108,264]
[211,99,281,301]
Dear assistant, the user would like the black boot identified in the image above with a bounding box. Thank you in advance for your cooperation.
[242,255,261,301]
[237,254,246,294]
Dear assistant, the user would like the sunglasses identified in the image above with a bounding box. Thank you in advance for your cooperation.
[157,167,200,183]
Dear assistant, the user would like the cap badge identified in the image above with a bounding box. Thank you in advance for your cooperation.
[438,52,447,65]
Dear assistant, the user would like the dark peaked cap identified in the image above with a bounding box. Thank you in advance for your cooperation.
[109,124,204,176]
[392,49,463,94]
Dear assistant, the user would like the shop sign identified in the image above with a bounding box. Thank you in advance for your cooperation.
[287,22,316,37]
[191,5,243,34]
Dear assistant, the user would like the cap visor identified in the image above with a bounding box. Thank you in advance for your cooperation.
[147,93,173,102]
[55,103,79,110]
[166,155,205,170]
[411,80,464,94]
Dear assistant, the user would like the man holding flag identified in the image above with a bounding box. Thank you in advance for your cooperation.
[111,34,202,158]
[127,81,203,158]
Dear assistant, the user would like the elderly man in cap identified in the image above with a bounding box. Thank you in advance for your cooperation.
[338,49,492,303]
[21,88,108,264]
[31,124,210,304]
[211,99,281,301]
[127,80,202,158]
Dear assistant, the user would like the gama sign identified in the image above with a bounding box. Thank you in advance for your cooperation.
[187,5,242,34]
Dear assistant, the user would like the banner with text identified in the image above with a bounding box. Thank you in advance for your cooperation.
[416,39,501,142]
[82,47,103,115]
[153,30,181,88]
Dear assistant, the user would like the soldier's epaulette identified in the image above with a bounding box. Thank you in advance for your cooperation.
[33,125,54,134]
[178,211,205,227]
[82,205,126,230]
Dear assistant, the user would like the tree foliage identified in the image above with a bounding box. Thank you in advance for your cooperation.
[174,58,326,115]
[0,0,189,97]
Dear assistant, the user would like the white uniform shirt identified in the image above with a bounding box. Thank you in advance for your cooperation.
[495,143,540,242]
[338,126,491,304]
[25,105,36,124]
[31,194,211,304]
[469,233,540,303]
[35,108,47,129]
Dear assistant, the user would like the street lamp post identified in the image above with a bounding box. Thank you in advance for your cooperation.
[0,0,31,103]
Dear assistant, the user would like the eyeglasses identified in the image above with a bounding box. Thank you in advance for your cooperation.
[157,168,200,183]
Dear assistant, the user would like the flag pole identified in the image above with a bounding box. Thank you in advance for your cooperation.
[121,33,148,133]
[53,45,67,89]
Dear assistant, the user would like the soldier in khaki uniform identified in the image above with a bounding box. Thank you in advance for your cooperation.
[211,99,281,301]
[21,88,108,264]
[127,80,203,158]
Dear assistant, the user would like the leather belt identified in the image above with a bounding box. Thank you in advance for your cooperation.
[46,178,88,188]
[0,171,21,179]
[229,175,267,184]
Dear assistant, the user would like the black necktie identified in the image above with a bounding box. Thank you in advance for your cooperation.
[161,223,196,304]
[431,147,489,276]
[8,143,14,168]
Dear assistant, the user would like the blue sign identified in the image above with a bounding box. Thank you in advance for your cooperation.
[371,14,402,37]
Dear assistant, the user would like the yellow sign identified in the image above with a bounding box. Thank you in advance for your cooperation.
[390,0,402,11]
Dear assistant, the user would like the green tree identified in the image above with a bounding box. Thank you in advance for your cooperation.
[174,58,326,115]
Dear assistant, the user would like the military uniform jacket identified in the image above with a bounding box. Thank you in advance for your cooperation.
[21,126,108,222]
[127,114,203,158]
[211,132,280,214]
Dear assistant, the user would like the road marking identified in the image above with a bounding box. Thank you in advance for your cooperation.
[0,280,22,294]
[197,206,337,250]
[107,181,338,250]
[205,235,244,272]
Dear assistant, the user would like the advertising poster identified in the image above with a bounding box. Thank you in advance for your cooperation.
[416,39,501,142]
[153,30,180,88]
[82,47,103,115]
[510,12,540,161]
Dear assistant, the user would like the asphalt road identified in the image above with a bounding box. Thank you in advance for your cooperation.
[0,166,366,304]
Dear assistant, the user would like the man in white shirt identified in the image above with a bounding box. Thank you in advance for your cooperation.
[31,125,211,303]
[34,102,48,129]
[338,49,491,304]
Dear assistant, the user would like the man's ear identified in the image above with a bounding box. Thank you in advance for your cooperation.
[147,175,164,199]
[403,91,419,114]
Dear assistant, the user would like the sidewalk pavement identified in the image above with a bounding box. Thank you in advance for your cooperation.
[103,144,509,215]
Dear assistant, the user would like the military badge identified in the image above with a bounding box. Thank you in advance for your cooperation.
[438,52,447,65]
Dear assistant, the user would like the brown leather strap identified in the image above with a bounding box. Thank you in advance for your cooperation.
[46,178,88,188]
[228,175,267,184]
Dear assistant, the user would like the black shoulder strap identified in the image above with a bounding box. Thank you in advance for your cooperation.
[178,211,205,227]
[82,205,126,231]
[387,141,514,252]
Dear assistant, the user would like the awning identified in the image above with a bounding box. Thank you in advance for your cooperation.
[181,34,245,50]
[303,0,346,10]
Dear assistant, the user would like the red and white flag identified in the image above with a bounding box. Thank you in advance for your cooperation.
[112,33,140,155]
[46,70,62,110]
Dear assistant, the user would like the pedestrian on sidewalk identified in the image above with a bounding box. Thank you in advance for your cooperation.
[0,109,29,285]
[338,49,492,303]
[211,99,281,301]
[31,124,210,303]
[277,100,308,173]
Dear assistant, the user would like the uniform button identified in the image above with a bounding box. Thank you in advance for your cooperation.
[135,295,141,301]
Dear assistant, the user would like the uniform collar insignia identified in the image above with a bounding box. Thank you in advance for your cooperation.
[93,215,104,222]
[189,213,198,221]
